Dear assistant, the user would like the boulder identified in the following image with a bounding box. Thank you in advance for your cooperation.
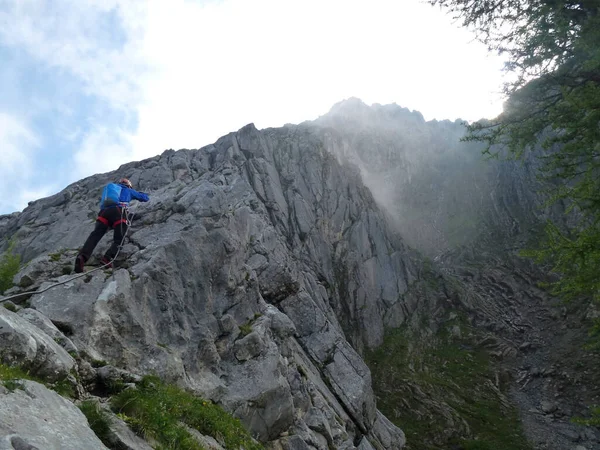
[0,381,108,450]
[0,307,75,381]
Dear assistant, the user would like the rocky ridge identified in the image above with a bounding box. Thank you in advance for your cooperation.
[0,122,450,449]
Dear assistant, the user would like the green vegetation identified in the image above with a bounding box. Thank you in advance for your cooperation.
[420,257,442,290]
[429,0,600,331]
[51,378,76,398]
[90,359,109,368]
[239,323,253,337]
[3,379,24,392]
[111,375,262,450]
[239,314,262,337]
[0,362,74,398]
[574,406,600,427]
[2,362,261,449]
[3,301,17,312]
[365,326,531,450]
[0,241,20,294]
[0,365,30,392]
[0,363,39,386]
[79,400,113,447]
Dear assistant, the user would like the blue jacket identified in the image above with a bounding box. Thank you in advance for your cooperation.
[118,186,150,206]
[100,183,150,210]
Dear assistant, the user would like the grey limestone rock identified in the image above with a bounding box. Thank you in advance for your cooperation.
[97,365,142,387]
[0,380,108,450]
[234,331,266,361]
[101,408,154,450]
[186,427,226,449]
[16,308,78,354]
[0,307,75,381]
[369,411,406,449]
[357,437,376,450]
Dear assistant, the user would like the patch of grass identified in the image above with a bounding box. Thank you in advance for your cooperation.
[0,364,35,393]
[0,362,74,398]
[49,378,76,398]
[105,379,127,395]
[0,241,20,294]
[420,257,442,290]
[238,314,262,338]
[49,253,61,262]
[3,302,17,312]
[3,379,25,392]
[79,400,113,447]
[0,363,33,381]
[365,326,531,450]
[91,359,108,368]
[573,406,600,426]
[111,375,262,450]
[239,323,253,337]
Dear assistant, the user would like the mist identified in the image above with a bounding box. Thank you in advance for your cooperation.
[309,97,495,258]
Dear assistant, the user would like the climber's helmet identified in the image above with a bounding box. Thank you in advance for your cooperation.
[119,178,133,189]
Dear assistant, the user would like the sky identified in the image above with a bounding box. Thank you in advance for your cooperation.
[0,0,507,214]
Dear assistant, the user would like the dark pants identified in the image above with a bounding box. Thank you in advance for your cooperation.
[78,207,129,262]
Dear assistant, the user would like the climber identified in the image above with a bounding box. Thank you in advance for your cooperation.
[74,178,149,273]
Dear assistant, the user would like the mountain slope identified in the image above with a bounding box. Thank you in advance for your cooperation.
[1,100,598,450]
[1,122,442,449]
[310,99,600,450]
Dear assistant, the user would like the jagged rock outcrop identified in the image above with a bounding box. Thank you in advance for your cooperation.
[0,306,75,382]
[0,122,431,448]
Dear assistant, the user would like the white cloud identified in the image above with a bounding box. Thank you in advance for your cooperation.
[73,126,135,178]
[0,112,45,212]
[0,0,508,211]
[0,0,147,109]
[128,0,506,157]
[0,113,36,167]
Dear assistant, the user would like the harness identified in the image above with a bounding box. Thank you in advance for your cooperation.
[97,204,129,228]
[0,210,135,304]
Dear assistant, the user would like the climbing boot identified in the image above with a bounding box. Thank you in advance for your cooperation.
[100,256,113,269]
[74,255,86,273]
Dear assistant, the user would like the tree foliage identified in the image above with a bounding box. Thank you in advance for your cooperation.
[429,0,600,304]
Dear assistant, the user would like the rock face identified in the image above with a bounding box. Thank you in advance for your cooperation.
[0,121,421,448]
[314,99,600,450]
[0,380,108,450]
[0,306,75,382]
